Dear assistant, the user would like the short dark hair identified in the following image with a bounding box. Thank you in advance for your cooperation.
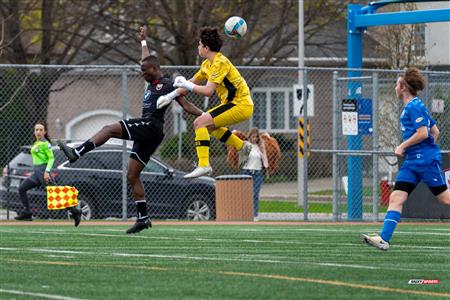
[141,55,160,68]
[401,67,426,96]
[200,27,222,52]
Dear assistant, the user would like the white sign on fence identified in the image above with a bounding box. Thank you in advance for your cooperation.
[342,99,358,136]
[293,84,314,117]
[432,99,445,113]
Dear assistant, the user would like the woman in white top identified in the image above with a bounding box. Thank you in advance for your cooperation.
[240,128,269,218]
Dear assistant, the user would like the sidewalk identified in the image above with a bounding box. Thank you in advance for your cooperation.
[0,209,16,220]
[260,178,332,200]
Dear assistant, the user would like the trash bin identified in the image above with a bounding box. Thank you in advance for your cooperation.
[215,175,253,221]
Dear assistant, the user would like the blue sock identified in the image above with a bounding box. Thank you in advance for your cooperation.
[380,210,401,242]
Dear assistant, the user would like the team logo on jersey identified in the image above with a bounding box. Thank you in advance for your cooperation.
[144,90,151,99]
[210,72,218,79]
[156,83,163,91]
[34,147,40,152]
[415,117,423,123]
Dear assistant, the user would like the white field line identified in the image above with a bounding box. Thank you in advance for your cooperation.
[2,260,449,299]
[0,246,420,272]
[103,227,450,234]
[104,228,198,232]
[2,227,449,235]
[0,288,91,300]
[46,255,75,259]
[0,229,448,251]
[236,228,450,236]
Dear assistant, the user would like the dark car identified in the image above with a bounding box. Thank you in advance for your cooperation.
[0,143,216,221]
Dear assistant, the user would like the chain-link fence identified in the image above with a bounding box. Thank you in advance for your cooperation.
[1,65,449,221]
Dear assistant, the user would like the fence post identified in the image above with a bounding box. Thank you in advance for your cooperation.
[332,71,339,221]
[302,69,308,221]
[372,72,379,221]
[121,70,129,221]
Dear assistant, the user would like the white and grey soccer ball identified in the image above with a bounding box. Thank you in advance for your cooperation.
[224,16,247,39]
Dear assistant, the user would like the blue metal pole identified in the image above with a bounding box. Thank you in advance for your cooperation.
[345,1,450,221]
[355,8,450,27]
[347,4,364,220]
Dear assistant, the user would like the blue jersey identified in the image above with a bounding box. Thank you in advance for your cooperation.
[400,97,440,164]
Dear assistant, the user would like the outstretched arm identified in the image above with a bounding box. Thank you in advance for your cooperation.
[173,77,203,96]
[176,96,203,117]
[139,26,150,62]
[174,76,217,97]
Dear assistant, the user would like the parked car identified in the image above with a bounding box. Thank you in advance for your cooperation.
[0,143,216,221]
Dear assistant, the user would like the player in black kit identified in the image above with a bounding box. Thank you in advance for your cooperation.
[58,27,203,234]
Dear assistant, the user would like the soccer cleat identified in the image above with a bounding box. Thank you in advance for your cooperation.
[361,234,390,251]
[126,218,152,234]
[70,207,82,227]
[239,141,252,168]
[57,140,79,163]
[183,166,212,179]
[14,212,33,221]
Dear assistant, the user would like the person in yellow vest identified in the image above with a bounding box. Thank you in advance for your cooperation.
[15,122,81,226]
[157,27,253,178]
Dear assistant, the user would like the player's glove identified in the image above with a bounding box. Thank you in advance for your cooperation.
[156,90,180,109]
[173,76,195,91]
[156,95,171,109]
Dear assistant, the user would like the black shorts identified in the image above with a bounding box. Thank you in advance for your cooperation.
[120,118,164,165]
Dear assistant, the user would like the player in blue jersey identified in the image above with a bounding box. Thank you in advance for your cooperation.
[58,27,203,234]
[362,68,449,250]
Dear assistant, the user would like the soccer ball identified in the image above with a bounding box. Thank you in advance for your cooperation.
[224,16,247,39]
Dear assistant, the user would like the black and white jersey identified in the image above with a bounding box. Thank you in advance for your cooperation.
[142,76,176,122]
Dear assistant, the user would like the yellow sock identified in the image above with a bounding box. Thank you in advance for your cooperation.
[211,127,244,150]
[195,127,210,167]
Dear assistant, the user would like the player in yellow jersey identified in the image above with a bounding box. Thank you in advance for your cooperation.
[157,27,253,178]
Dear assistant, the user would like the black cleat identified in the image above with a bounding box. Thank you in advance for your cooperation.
[70,207,82,227]
[57,140,79,163]
[126,218,152,234]
[15,212,33,221]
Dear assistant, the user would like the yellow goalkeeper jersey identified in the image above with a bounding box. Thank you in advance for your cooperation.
[193,52,253,106]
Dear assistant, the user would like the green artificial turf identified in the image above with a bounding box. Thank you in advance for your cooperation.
[0,223,449,300]
[259,200,388,213]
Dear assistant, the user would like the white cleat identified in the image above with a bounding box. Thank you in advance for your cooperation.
[239,141,252,168]
[184,166,212,179]
[361,234,390,251]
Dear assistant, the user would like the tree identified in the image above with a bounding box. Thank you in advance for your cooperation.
[367,3,427,155]
[0,0,142,165]
[369,3,426,70]
[130,0,347,66]
[0,0,348,166]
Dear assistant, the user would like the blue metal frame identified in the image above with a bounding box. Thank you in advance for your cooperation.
[346,1,450,220]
